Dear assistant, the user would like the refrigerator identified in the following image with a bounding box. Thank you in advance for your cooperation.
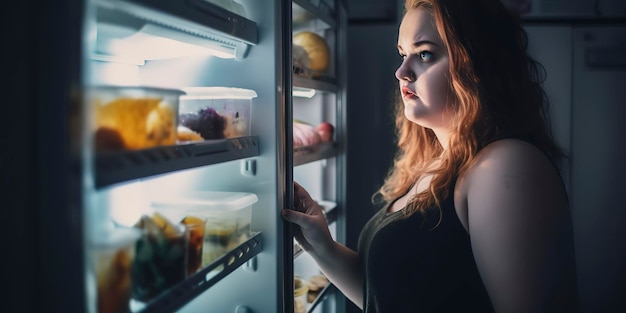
[4,0,348,313]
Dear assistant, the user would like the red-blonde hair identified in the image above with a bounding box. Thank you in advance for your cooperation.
[374,0,565,216]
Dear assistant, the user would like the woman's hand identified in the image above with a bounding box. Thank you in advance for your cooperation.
[281,181,334,257]
[282,182,364,308]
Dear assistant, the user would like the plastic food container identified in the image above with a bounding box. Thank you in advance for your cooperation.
[89,86,185,151]
[150,191,259,268]
[131,214,189,303]
[177,87,257,142]
[90,227,141,313]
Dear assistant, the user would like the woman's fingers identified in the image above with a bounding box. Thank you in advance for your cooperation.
[282,209,313,251]
[293,181,321,214]
[282,208,308,225]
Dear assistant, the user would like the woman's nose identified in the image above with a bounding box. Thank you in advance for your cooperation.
[395,61,415,81]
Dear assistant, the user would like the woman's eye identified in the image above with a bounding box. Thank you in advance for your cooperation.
[399,54,407,61]
[419,51,433,62]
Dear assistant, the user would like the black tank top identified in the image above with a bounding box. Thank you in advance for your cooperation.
[358,137,579,312]
[358,189,495,313]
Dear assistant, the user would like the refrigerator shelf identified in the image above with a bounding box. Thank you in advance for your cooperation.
[293,75,338,93]
[306,283,336,313]
[293,141,337,166]
[95,136,259,188]
[136,231,263,313]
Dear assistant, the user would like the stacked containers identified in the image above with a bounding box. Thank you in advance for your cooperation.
[150,191,259,270]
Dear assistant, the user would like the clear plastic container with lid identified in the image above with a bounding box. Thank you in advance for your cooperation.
[177,87,257,142]
[89,227,141,313]
[88,86,185,151]
[150,191,259,268]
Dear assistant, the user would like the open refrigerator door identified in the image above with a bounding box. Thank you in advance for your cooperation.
[290,1,348,313]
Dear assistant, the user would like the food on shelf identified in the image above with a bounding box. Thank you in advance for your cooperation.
[293,120,335,146]
[131,213,188,303]
[176,125,204,142]
[294,276,309,313]
[292,44,311,77]
[95,97,176,150]
[293,120,322,147]
[91,86,183,152]
[179,107,227,140]
[202,219,240,267]
[92,228,140,313]
[181,216,205,276]
[178,87,256,141]
[95,127,126,151]
[307,274,330,303]
[150,191,258,270]
[96,248,133,313]
[315,122,334,142]
[293,31,330,76]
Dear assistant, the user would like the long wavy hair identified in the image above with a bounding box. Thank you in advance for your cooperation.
[374,0,566,216]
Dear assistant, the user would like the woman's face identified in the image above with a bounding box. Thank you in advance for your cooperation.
[395,8,454,131]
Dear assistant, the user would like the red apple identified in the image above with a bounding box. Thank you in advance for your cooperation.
[316,122,334,142]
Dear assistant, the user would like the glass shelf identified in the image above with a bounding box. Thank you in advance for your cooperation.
[293,75,338,93]
[307,283,336,313]
[293,141,337,166]
[95,136,260,188]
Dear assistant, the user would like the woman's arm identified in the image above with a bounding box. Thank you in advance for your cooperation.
[464,139,575,312]
[282,182,364,308]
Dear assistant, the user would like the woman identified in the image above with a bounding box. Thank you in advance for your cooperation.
[282,0,579,312]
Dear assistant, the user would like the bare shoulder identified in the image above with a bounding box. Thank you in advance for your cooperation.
[462,138,570,255]
[474,138,557,171]
[465,138,565,194]
[455,139,567,228]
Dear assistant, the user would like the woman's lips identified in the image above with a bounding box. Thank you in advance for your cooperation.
[401,86,418,99]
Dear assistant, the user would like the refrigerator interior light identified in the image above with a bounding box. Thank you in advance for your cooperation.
[293,87,317,98]
[95,0,254,62]
[96,22,239,62]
